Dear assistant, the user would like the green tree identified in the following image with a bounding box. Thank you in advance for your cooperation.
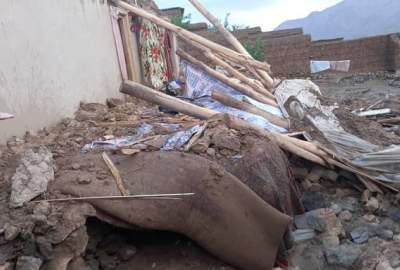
[242,38,265,61]
[170,13,192,29]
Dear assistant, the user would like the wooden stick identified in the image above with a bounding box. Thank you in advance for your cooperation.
[378,117,400,124]
[102,152,129,196]
[33,193,196,203]
[177,49,278,107]
[111,0,271,73]
[187,0,274,88]
[212,91,289,129]
[218,114,328,166]
[120,80,218,119]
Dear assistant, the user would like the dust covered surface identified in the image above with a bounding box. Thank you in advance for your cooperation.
[0,71,400,270]
[290,72,400,147]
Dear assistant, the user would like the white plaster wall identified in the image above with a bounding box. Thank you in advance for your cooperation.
[0,0,122,142]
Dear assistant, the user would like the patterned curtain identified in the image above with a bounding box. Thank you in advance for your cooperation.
[139,19,169,89]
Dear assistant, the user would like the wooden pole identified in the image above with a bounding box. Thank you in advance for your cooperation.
[212,91,289,129]
[177,49,278,107]
[170,32,180,79]
[120,80,217,120]
[119,15,137,81]
[178,35,269,95]
[187,0,274,88]
[128,15,143,83]
[111,0,271,73]
[177,34,273,95]
[204,50,275,99]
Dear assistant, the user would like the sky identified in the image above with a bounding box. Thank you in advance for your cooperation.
[155,0,343,31]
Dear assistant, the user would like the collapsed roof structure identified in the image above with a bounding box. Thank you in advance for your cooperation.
[0,0,400,269]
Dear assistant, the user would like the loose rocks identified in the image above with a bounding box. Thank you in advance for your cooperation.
[9,147,54,208]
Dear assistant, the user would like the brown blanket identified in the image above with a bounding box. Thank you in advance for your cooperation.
[54,152,291,270]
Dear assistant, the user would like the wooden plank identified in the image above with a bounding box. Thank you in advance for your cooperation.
[119,15,138,82]
[128,15,143,83]
[170,32,180,79]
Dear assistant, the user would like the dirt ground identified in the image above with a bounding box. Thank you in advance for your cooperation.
[313,71,400,111]
[0,73,400,270]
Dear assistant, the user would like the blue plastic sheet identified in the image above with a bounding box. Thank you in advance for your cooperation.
[182,61,287,133]
[82,122,201,153]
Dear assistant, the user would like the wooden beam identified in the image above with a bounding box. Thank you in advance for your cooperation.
[204,50,275,99]
[120,80,217,120]
[187,0,274,88]
[212,91,288,129]
[177,49,278,107]
[118,15,137,81]
[170,33,180,80]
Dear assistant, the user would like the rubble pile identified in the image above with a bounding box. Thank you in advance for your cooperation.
[0,1,400,270]
[0,87,399,269]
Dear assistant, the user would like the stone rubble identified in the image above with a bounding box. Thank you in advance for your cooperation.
[9,147,54,208]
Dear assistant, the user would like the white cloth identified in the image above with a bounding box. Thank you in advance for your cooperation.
[310,61,330,73]
[310,60,351,73]
[0,112,14,120]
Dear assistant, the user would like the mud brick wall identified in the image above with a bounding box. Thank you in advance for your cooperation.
[310,35,395,73]
[178,23,397,76]
[392,35,400,70]
[179,28,311,76]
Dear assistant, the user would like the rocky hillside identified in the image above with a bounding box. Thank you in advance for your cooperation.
[276,0,400,40]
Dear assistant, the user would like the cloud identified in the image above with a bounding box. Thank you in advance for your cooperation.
[229,0,343,30]
[155,0,342,30]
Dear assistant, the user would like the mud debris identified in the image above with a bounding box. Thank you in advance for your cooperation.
[0,72,399,270]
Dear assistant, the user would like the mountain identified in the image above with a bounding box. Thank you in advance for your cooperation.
[276,0,400,40]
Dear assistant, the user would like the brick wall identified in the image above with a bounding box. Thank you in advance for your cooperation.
[179,28,311,76]
[179,22,398,76]
[310,35,394,73]
[391,34,400,71]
